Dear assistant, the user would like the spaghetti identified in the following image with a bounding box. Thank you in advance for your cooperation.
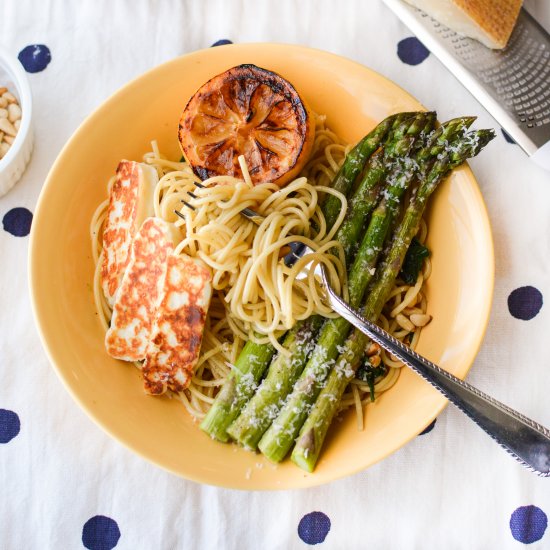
[90,117,431,424]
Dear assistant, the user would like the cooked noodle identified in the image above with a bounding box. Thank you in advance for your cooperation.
[90,116,432,424]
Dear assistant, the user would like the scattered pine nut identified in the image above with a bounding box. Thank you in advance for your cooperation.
[366,342,381,357]
[369,354,382,367]
[410,313,432,327]
[396,313,415,332]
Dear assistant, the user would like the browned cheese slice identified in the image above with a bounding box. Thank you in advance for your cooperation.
[100,161,157,307]
[105,218,179,362]
[142,254,213,395]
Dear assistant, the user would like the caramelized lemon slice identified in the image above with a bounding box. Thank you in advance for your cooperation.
[178,64,315,187]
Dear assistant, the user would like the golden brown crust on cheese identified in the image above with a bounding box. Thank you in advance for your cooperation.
[142,255,213,395]
[454,0,522,49]
[101,161,142,305]
[105,218,176,362]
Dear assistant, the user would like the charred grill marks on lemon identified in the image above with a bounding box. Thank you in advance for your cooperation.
[178,64,315,187]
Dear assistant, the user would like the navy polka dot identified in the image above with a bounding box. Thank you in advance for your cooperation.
[0,409,20,443]
[2,207,33,237]
[510,506,548,544]
[211,39,233,47]
[502,129,516,144]
[298,511,331,545]
[508,286,543,321]
[18,44,51,73]
[397,37,430,66]
[419,419,436,435]
[82,516,121,550]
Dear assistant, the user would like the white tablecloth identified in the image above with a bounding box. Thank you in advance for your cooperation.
[2,1,550,548]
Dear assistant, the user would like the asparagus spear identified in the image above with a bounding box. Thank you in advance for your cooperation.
[336,113,425,262]
[291,128,496,472]
[257,114,437,462]
[200,114,416,442]
[322,112,415,228]
[225,316,324,448]
[224,116,427,449]
[199,338,277,442]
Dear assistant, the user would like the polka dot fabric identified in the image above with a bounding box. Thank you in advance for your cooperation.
[0,409,20,443]
[211,39,233,47]
[298,512,331,545]
[508,286,543,321]
[397,37,430,65]
[82,516,121,550]
[18,44,51,73]
[419,419,436,436]
[2,3,550,548]
[2,207,33,237]
[510,506,548,544]
[501,129,517,145]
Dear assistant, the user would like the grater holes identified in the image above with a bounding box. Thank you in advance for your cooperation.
[411,6,550,145]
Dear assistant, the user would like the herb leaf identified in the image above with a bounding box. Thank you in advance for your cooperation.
[400,237,430,285]
[356,361,388,402]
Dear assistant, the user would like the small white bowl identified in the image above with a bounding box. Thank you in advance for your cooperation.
[0,45,33,197]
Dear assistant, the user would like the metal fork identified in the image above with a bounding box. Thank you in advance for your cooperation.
[177,188,550,476]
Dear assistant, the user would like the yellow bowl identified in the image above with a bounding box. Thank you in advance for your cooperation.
[29,43,494,489]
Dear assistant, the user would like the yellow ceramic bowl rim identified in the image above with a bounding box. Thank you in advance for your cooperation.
[29,43,495,489]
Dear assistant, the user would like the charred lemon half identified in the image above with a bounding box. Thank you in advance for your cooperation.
[178,64,315,187]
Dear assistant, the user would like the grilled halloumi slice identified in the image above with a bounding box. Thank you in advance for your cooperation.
[105,217,180,362]
[142,254,213,395]
[101,160,158,307]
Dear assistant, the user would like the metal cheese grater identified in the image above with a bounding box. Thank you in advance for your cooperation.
[382,0,550,170]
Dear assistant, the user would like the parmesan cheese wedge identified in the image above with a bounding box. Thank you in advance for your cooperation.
[105,218,180,362]
[403,0,523,49]
[100,160,158,307]
[142,254,213,395]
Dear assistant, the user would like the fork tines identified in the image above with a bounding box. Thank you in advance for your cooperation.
[175,182,204,218]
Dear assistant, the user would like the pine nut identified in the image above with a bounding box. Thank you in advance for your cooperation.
[410,313,432,327]
[369,354,381,367]
[366,342,381,357]
[0,87,22,160]
[2,92,17,104]
[7,103,21,123]
[0,118,16,137]
[396,313,415,332]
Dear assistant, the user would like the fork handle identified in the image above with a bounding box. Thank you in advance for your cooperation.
[330,293,550,476]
